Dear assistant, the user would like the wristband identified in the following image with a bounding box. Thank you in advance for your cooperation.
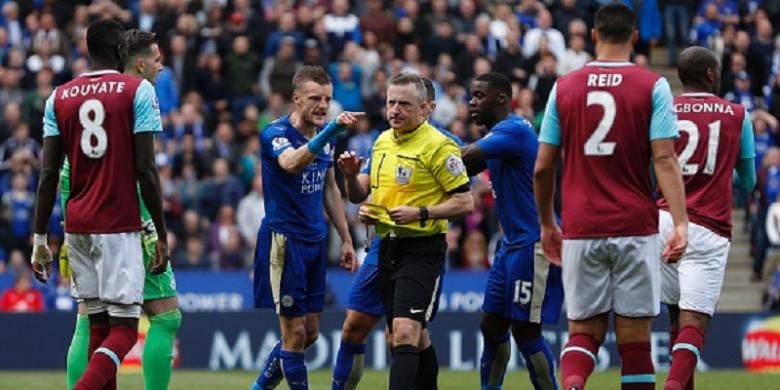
[419,207,429,227]
[33,234,48,247]
[307,120,344,154]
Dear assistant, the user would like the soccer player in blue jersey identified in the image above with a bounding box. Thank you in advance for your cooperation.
[251,66,361,390]
[461,72,564,390]
[331,77,460,390]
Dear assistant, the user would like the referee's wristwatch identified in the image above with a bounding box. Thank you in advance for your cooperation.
[419,207,429,227]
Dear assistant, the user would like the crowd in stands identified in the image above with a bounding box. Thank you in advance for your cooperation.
[0,0,779,311]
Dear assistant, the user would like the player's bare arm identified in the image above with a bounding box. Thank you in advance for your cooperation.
[533,143,562,266]
[337,151,371,203]
[388,189,473,225]
[31,136,64,282]
[324,167,357,272]
[135,132,169,274]
[652,138,689,262]
[278,111,364,174]
[461,144,488,175]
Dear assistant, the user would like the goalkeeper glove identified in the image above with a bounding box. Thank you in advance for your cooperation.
[59,240,71,279]
[141,220,158,261]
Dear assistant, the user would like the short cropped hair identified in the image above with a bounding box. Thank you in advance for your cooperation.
[594,2,636,44]
[125,29,157,59]
[389,73,426,103]
[86,18,126,65]
[678,46,720,89]
[475,72,512,99]
[292,65,332,91]
[421,77,436,102]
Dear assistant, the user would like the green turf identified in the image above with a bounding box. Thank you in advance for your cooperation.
[0,369,777,389]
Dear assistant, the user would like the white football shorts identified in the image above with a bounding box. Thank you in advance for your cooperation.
[67,232,144,317]
[659,210,729,316]
[562,234,660,320]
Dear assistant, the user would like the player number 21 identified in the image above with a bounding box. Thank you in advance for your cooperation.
[79,99,108,159]
[677,119,721,176]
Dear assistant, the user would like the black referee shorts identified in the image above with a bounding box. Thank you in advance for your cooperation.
[378,234,446,329]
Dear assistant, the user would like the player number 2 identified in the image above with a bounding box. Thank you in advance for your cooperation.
[584,91,617,156]
[513,280,532,305]
[677,119,721,176]
[79,99,108,158]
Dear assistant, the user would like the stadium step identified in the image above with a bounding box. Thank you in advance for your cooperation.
[719,209,764,311]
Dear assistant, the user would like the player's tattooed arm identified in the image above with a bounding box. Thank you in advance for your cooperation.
[461,144,488,175]
[134,132,169,274]
[324,168,357,272]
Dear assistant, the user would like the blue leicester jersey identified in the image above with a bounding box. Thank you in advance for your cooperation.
[476,115,540,247]
[260,115,334,241]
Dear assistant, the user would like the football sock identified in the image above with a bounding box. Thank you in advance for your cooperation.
[618,341,655,390]
[389,344,419,390]
[253,341,283,389]
[74,323,138,390]
[87,312,110,360]
[517,335,558,390]
[560,333,600,390]
[415,344,439,390]
[480,332,510,390]
[143,309,182,390]
[665,325,704,390]
[66,314,90,390]
[332,341,366,390]
[280,350,308,390]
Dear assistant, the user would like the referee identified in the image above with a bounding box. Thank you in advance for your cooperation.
[338,73,473,390]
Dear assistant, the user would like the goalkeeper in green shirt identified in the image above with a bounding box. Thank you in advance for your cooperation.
[61,30,181,390]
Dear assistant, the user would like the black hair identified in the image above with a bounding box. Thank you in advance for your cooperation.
[594,2,636,44]
[475,72,512,99]
[86,18,126,68]
[678,46,720,91]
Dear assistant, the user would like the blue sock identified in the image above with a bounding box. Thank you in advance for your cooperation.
[332,341,366,390]
[281,350,308,390]
[517,336,559,390]
[480,333,511,390]
[253,341,282,390]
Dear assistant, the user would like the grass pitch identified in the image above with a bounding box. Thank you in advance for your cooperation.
[0,369,776,389]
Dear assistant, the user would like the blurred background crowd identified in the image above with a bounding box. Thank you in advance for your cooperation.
[0,0,780,312]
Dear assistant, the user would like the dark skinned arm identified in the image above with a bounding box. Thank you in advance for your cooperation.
[461,144,488,176]
[33,136,63,234]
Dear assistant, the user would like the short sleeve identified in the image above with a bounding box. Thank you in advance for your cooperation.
[262,125,293,160]
[539,83,561,146]
[429,139,470,193]
[740,107,756,159]
[477,120,536,159]
[649,78,678,140]
[133,79,163,134]
[43,90,59,138]
[360,147,372,175]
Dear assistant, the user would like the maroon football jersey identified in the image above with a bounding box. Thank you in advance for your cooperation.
[657,93,747,238]
[555,62,667,239]
[53,70,143,233]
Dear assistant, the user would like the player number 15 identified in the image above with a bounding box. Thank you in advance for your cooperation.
[514,280,532,305]
[79,99,108,159]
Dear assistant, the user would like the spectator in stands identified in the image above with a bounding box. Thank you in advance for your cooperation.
[133,0,161,34]
[754,147,780,281]
[177,236,210,270]
[331,61,363,112]
[200,158,244,221]
[769,75,780,121]
[695,0,739,26]
[0,67,23,108]
[258,93,287,130]
[209,122,241,168]
[693,2,721,47]
[360,0,394,44]
[558,34,592,76]
[734,30,769,96]
[21,66,52,139]
[753,110,779,170]
[260,36,300,102]
[722,51,747,98]
[516,0,542,30]
[0,267,43,313]
[226,35,261,121]
[235,131,259,189]
[455,34,483,84]
[523,9,566,60]
[725,71,759,111]
[0,124,39,170]
[180,209,206,245]
[265,11,303,59]
[208,205,245,270]
[555,0,588,41]
[426,20,459,66]
[166,34,196,95]
[474,13,499,60]
[237,174,264,248]
[461,231,489,270]
[753,18,774,90]
[323,0,361,60]
[1,1,24,48]
[2,172,32,253]
[173,133,209,180]
[0,101,22,145]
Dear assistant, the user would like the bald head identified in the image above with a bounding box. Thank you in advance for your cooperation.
[677,46,721,94]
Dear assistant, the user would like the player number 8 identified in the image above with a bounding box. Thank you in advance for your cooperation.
[79,99,108,158]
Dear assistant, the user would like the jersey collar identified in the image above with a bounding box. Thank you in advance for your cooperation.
[81,69,120,77]
[586,61,634,67]
[680,92,716,97]
[393,121,427,144]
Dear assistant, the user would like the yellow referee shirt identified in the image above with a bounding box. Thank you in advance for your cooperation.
[368,121,470,237]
